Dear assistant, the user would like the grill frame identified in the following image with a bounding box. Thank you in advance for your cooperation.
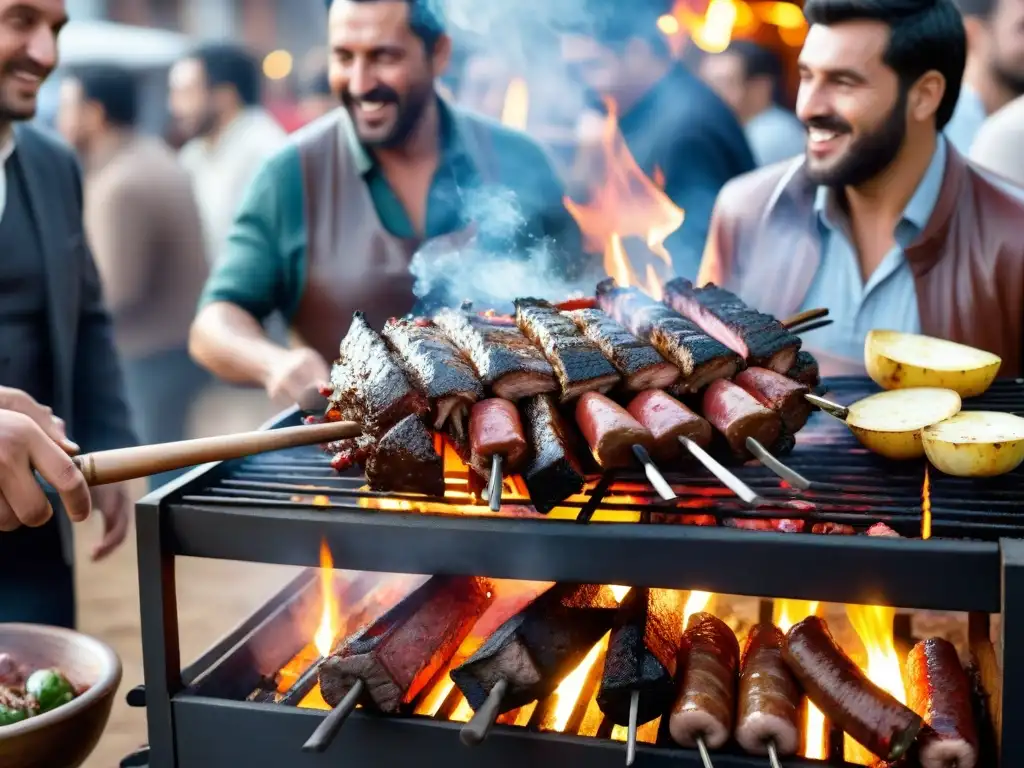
[133,376,1024,768]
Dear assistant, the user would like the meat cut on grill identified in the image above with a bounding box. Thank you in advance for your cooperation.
[330,312,429,438]
[736,623,802,757]
[596,279,741,393]
[626,389,712,462]
[575,392,655,469]
[597,588,684,725]
[450,583,620,714]
[788,350,821,388]
[433,308,558,401]
[514,298,621,401]
[735,367,813,435]
[906,637,979,768]
[663,278,801,374]
[364,415,445,497]
[520,394,588,514]
[382,317,484,434]
[319,575,491,713]
[567,308,680,392]
[469,398,528,482]
[702,379,782,460]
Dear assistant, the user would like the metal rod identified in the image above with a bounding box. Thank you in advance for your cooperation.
[805,394,850,421]
[488,454,504,512]
[679,437,762,507]
[781,307,828,329]
[788,319,833,336]
[461,677,508,747]
[696,736,716,768]
[632,444,677,501]
[301,678,364,753]
[767,741,784,768]
[745,438,813,491]
[626,690,639,766]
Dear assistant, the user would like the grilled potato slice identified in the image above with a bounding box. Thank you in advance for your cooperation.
[865,330,1001,398]
[923,411,1024,477]
[845,388,962,460]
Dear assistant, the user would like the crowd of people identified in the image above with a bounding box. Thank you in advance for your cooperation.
[0,0,1023,630]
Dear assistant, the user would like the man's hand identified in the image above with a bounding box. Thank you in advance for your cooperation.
[89,482,132,561]
[0,387,79,455]
[263,347,331,406]
[0,411,91,532]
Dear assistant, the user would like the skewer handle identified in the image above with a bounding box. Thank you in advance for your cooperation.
[767,741,784,768]
[72,420,362,486]
[626,690,639,766]
[781,308,828,329]
[745,438,812,491]
[488,454,504,512]
[301,678,364,753]
[696,737,716,768]
[804,394,849,421]
[632,444,677,501]
[788,319,833,336]
[679,437,762,507]
[460,677,508,747]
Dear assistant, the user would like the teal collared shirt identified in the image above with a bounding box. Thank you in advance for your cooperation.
[799,136,947,369]
[198,100,583,322]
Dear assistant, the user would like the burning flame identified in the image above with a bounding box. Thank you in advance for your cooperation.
[683,590,714,628]
[921,466,932,540]
[658,0,807,53]
[845,604,905,765]
[314,540,338,657]
[501,77,529,130]
[564,101,683,298]
[774,600,826,759]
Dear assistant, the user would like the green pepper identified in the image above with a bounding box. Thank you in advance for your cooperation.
[0,704,30,726]
[25,669,75,713]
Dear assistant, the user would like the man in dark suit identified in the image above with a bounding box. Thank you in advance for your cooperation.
[560,4,756,279]
[0,0,137,628]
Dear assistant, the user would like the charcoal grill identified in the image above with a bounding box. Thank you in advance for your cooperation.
[128,376,1024,767]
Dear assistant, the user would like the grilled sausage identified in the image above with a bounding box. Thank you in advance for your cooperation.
[867,523,901,538]
[703,379,782,459]
[626,389,712,462]
[469,399,528,478]
[734,367,812,434]
[906,638,979,768]
[736,623,802,756]
[669,612,740,750]
[782,616,923,762]
[575,391,655,469]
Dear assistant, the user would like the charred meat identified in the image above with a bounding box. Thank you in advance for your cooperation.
[469,398,528,481]
[735,367,812,435]
[736,623,802,756]
[787,350,821,388]
[364,415,445,497]
[906,638,979,768]
[521,394,588,514]
[567,308,679,392]
[627,389,712,462]
[703,379,782,460]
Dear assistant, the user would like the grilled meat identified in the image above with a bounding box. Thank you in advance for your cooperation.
[597,588,685,725]
[670,612,740,749]
[736,623,802,756]
[703,379,782,459]
[319,575,492,713]
[382,317,484,434]
[364,415,445,497]
[330,312,429,437]
[627,389,712,462]
[906,638,979,768]
[788,351,821,388]
[433,308,558,401]
[514,298,620,402]
[663,278,800,373]
[596,279,741,393]
[735,367,812,435]
[575,391,654,469]
[450,583,620,713]
[521,394,587,514]
[469,399,528,481]
[567,308,679,392]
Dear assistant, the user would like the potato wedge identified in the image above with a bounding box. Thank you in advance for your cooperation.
[865,330,1001,398]
[922,411,1024,477]
[845,388,962,460]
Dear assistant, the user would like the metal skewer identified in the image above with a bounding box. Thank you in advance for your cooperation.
[767,741,784,768]
[626,690,639,765]
[679,436,762,506]
[804,393,849,421]
[631,444,677,501]
[787,319,833,336]
[461,677,508,747]
[302,678,364,753]
[745,437,812,491]
[780,308,829,329]
[488,453,504,511]
[696,736,716,768]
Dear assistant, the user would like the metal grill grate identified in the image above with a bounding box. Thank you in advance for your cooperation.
[177,377,1024,541]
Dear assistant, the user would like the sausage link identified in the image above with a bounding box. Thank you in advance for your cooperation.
[669,612,739,749]
[575,391,654,469]
[906,638,978,768]
[469,398,528,475]
[736,623,802,756]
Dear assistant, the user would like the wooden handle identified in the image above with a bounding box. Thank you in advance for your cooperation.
[460,678,508,747]
[72,420,362,486]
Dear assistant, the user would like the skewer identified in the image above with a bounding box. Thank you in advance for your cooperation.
[780,308,829,329]
[804,394,849,420]
[625,689,640,766]
[696,736,716,768]
[631,444,677,501]
[461,677,508,746]
[488,453,504,511]
[679,436,762,506]
[73,419,362,486]
[787,319,833,336]
[301,678,364,753]
[767,741,784,768]
[745,437,812,491]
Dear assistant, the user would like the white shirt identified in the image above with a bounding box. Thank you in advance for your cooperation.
[0,129,15,222]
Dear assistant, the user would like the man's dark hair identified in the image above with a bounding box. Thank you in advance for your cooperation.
[189,43,261,106]
[951,0,996,19]
[803,0,967,129]
[327,0,446,50]
[70,65,138,127]
[723,40,785,102]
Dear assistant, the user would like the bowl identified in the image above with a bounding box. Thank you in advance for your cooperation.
[0,624,121,768]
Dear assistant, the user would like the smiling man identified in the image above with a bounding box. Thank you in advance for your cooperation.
[697,0,1024,378]
[190,0,583,405]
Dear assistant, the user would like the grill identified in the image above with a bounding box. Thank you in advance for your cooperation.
[127,376,1024,768]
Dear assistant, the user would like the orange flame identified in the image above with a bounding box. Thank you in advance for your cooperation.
[845,604,905,765]
[658,0,807,52]
[314,540,338,657]
[921,466,932,540]
[501,77,529,130]
[683,591,715,628]
[774,600,825,759]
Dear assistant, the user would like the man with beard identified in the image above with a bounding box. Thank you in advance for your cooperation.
[944,0,1024,153]
[0,0,137,626]
[190,0,583,404]
[697,0,1024,378]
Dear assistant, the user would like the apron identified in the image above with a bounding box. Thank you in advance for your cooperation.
[290,108,499,362]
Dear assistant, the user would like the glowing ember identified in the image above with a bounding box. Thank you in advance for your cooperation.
[314,540,338,657]
[921,466,932,540]
[501,77,529,129]
[773,600,826,759]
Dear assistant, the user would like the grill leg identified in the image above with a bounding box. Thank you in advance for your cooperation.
[999,538,1024,768]
[137,499,182,768]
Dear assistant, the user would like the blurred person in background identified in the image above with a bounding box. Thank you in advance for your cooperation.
[699,0,1024,377]
[970,93,1024,185]
[0,0,137,626]
[457,50,514,119]
[56,65,210,489]
[945,0,1024,152]
[169,42,287,265]
[700,41,807,167]
[297,67,335,125]
[190,0,583,405]
[560,3,755,279]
